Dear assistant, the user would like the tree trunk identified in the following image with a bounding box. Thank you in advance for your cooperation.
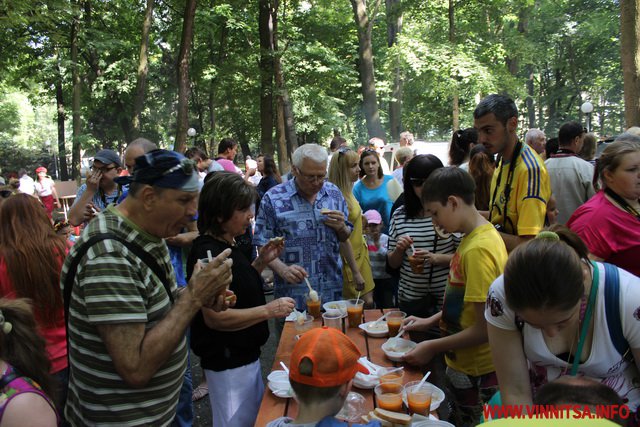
[55,51,69,181]
[259,0,275,155]
[621,0,640,127]
[174,0,197,154]
[526,66,535,128]
[71,0,82,181]
[449,0,459,132]
[208,24,229,155]
[131,0,154,138]
[272,0,296,171]
[387,0,402,141]
[350,0,385,140]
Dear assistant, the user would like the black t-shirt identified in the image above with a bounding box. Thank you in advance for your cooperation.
[186,235,269,371]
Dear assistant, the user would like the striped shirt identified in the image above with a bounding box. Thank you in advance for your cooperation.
[366,233,391,280]
[61,205,186,426]
[388,206,458,307]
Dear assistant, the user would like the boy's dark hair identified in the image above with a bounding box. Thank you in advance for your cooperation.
[185,146,208,161]
[545,137,559,159]
[217,137,238,155]
[534,377,625,425]
[422,167,475,206]
[558,121,585,146]
[473,94,518,126]
[330,136,346,151]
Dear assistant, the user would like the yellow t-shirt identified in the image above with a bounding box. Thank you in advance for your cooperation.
[440,223,508,376]
[489,144,550,236]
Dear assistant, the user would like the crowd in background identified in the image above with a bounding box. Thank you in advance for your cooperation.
[0,93,638,426]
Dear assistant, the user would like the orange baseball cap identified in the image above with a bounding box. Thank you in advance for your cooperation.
[289,326,369,388]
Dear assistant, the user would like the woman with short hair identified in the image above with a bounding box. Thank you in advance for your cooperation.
[186,172,295,427]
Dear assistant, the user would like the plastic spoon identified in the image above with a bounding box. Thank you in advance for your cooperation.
[279,361,290,374]
[394,319,414,339]
[207,250,213,262]
[304,278,319,302]
[410,243,416,256]
[370,312,389,328]
[417,371,432,388]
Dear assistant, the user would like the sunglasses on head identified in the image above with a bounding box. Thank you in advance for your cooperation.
[409,177,426,186]
[0,190,12,198]
[338,147,352,155]
[161,158,196,177]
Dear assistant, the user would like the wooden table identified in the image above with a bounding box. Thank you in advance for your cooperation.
[255,309,426,426]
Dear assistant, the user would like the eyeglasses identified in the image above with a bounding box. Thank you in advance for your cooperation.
[0,190,11,198]
[162,158,196,177]
[409,177,426,187]
[295,167,326,184]
[91,164,117,173]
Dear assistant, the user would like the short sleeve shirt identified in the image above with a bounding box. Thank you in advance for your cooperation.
[62,205,186,426]
[72,183,121,211]
[485,264,640,410]
[489,144,550,236]
[441,223,507,376]
[253,179,349,309]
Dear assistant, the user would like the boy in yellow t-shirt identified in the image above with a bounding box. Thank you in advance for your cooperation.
[402,167,508,426]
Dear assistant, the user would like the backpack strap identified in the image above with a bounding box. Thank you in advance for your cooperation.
[63,233,174,328]
[603,262,629,357]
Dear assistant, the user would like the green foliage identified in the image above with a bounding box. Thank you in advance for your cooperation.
[0,0,626,170]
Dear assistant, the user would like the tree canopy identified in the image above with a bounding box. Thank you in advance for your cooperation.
[0,0,627,178]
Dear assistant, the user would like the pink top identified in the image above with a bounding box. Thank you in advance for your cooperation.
[567,191,640,277]
[0,257,68,374]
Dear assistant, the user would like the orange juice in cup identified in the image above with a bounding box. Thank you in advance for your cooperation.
[347,298,364,328]
[386,311,406,337]
[306,295,321,319]
[405,381,433,415]
[378,367,404,392]
[408,254,425,274]
[374,383,404,412]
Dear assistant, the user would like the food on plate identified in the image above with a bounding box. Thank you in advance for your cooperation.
[365,408,412,426]
[385,340,413,353]
[295,311,306,325]
[367,322,387,331]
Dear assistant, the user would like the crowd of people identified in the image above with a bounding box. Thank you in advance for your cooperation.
[0,93,638,427]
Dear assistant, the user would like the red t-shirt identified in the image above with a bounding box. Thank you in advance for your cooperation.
[568,191,640,277]
[0,256,68,374]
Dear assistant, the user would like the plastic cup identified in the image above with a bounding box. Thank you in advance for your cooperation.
[386,311,406,337]
[408,254,424,274]
[347,299,364,328]
[374,383,404,412]
[306,295,322,319]
[294,314,314,334]
[377,367,405,392]
[322,312,343,330]
[405,381,434,415]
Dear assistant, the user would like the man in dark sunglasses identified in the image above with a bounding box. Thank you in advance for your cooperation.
[69,148,123,226]
[63,149,235,425]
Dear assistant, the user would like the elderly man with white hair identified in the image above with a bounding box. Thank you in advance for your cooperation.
[253,144,351,313]
[525,128,547,158]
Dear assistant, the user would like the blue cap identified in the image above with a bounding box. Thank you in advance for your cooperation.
[94,149,122,167]
[115,149,199,192]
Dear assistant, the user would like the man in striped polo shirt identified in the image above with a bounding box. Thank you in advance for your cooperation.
[62,149,233,426]
[474,94,551,252]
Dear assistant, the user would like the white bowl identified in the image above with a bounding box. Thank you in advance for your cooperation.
[268,379,293,398]
[412,420,454,427]
[267,370,289,383]
[323,300,348,317]
[402,382,446,411]
[381,337,417,362]
[358,321,389,338]
[352,371,380,389]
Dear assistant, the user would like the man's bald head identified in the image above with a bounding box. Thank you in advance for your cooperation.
[125,138,158,174]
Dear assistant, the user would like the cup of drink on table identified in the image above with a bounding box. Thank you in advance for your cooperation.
[347,298,364,328]
[404,381,434,415]
[306,294,322,319]
[385,311,406,337]
[322,312,342,330]
[374,383,404,412]
[377,367,404,391]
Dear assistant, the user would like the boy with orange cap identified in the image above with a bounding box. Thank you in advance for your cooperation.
[267,327,381,427]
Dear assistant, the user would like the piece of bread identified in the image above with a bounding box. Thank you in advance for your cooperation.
[320,208,331,214]
[373,408,412,425]
[269,236,285,246]
[368,411,393,427]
